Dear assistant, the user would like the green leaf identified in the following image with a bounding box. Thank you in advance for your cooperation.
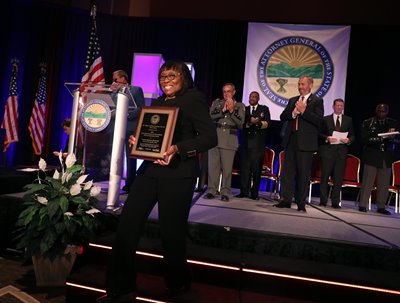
[47,199,61,219]
[59,196,69,213]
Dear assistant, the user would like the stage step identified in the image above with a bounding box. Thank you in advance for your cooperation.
[65,219,400,303]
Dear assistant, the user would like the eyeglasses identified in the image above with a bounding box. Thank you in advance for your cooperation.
[113,79,126,84]
[223,90,233,94]
[159,73,180,82]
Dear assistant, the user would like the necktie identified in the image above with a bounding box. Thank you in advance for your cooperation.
[292,96,304,132]
[335,116,341,131]
[251,106,255,115]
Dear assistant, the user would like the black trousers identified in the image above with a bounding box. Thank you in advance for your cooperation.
[240,146,264,195]
[106,175,196,294]
[280,133,313,207]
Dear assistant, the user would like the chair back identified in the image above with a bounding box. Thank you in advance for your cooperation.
[232,149,241,175]
[392,160,400,187]
[262,147,275,174]
[277,151,284,178]
[310,152,322,180]
[343,154,360,183]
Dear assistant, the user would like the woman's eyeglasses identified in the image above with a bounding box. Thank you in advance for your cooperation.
[159,73,180,82]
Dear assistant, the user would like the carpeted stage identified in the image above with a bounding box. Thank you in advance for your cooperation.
[1,182,400,302]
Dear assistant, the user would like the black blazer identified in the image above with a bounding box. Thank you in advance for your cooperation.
[280,94,324,151]
[361,116,399,168]
[138,89,218,178]
[241,104,271,149]
[319,114,355,157]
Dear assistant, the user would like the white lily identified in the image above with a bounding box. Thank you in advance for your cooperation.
[53,169,60,180]
[37,196,48,205]
[76,174,88,185]
[65,153,76,168]
[86,208,101,217]
[38,158,47,171]
[84,180,93,190]
[70,183,81,196]
[90,186,101,197]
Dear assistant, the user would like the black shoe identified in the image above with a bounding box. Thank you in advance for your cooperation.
[96,292,136,303]
[297,206,307,212]
[203,193,215,199]
[273,202,291,208]
[221,195,230,202]
[235,193,247,198]
[358,207,367,212]
[318,202,327,206]
[332,204,341,209]
[250,195,259,200]
[377,208,391,215]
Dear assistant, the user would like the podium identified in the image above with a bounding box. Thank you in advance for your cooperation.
[65,83,137,209]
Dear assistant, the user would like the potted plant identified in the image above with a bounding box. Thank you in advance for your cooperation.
[14,153,102,286]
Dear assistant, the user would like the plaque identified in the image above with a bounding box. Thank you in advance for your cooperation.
[130,106,179,161]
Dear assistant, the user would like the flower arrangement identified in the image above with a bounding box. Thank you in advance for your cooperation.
[14,153,102,260]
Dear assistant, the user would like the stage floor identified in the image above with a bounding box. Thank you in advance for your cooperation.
[96,183,400,250]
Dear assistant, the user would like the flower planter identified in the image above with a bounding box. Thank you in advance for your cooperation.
[32,252,77,287]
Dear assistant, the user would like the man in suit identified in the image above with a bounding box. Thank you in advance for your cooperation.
[203,83,245,202]
[236,91,271,200]
[358,103,399,215]
[110,70,145,192]
[318,98,355,208]
[274,75,324,212]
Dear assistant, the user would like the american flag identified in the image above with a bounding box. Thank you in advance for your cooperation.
[81,5,105,84]
[77,5,105,148]
[28,64,47,155]
[1,59,19,152]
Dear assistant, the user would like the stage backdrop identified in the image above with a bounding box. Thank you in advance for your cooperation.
[243,23,351,120]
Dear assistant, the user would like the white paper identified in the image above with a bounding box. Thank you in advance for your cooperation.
[331,131,348,144]
[378,131,399,137]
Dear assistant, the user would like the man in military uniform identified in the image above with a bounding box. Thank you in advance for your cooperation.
[236,91,270,200]
[204,83,245,202]
[359,103,399,214]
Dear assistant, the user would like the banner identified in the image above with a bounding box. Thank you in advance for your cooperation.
[243,23,351,120]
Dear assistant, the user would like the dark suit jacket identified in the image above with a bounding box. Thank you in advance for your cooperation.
[318,114,355,158]
[138,88,218,179]
[361,117,399,168]
[280,94,324,151]
[241,104,271,149]
[111,85,146,136]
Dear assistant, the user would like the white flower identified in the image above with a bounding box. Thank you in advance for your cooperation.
[90,186,101,197]
[53,169,60,180]
[84,180,93,190]
[70,183,82,196]
[62,172,73,184]
[39,158,47,171]
[64,212,74,217]
[37,196,48,205]
[86,208,100,217]
[76,174,88,185]
[65,153,76,168]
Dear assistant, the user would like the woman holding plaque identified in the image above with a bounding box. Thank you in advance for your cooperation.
[98,61,217,302]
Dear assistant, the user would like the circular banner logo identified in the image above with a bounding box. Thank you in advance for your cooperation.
[257,36,334,107]
[80,99,111,132]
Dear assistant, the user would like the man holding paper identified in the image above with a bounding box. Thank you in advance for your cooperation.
[319,98,355,208]
[358,103,399,214]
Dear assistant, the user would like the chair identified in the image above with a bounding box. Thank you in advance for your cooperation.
[308,152,323,203]
[388,160,400,213]
[341,154,363,206]
[231,149,241,176]
[261,147,277,195]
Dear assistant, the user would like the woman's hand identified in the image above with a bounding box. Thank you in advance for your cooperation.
[154,145,178,166]
[128,135,136,147]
